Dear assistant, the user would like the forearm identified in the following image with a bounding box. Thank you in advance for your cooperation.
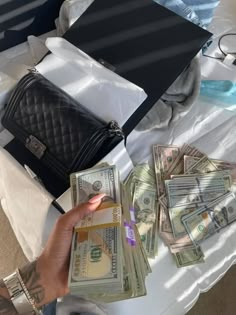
[0,201,97,315]
[0,258,56,315]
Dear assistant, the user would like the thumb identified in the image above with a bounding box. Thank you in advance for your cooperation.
[61,194,105,229]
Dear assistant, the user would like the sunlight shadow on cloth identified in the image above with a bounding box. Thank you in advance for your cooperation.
[180,254,236,307]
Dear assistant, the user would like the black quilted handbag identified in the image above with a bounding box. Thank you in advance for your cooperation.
[2,71,124,182]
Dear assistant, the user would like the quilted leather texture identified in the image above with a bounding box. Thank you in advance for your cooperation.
[5,73,106,168]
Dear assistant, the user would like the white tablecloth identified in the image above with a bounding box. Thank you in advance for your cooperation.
[0,0,236,314]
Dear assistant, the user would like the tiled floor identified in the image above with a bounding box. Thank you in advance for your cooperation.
[0,206,28,279]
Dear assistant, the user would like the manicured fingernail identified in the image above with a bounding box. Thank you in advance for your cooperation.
[88,193,106,204]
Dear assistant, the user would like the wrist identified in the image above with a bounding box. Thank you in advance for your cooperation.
[37,251,70,300]
[19,259,57,309]
[36,255,59,306]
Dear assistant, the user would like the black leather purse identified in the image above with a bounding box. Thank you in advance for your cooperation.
[2,71,124,183]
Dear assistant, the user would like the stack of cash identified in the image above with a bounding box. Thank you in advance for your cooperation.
[153,144,236,267]
[68,165,151,302]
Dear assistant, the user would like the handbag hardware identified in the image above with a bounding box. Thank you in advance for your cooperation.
[108,121,124,138]
[25,135,46,159]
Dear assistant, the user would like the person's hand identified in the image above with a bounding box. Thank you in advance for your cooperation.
[22,194,105,307]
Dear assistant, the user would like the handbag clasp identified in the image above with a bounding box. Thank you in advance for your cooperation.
[25,135,46,159]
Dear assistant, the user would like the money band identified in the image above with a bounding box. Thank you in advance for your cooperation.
[124,222,136,246]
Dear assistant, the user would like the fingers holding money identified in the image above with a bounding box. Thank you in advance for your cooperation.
[61,194,105,230]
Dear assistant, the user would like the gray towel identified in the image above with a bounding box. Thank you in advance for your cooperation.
[0,107,4,132]
[135,57,201,131]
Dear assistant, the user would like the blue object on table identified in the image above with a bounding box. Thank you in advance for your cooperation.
[200,80,236,106]
[42,300,57,315]
[154,0,220,27]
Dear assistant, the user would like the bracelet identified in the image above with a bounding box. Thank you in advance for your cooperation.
[3,272,34,315]
[16,269,42,315]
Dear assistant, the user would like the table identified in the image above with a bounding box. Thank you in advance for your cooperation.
[0,0,236,314]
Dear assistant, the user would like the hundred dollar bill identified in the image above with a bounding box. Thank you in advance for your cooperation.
[70,165,120,207]
[187,156,218,174]
[184,156,200,173]
[173,246,204,268]
[170,170,231,186]
[69,227,123,292]
[159,207,204,267]
[210,160,236,187]
[169,205,199,239]
[182,192,236,244]
[89,268,132,302]
[166,187,227,208]
[75,205,122,231]
[167,191,228,208]
[159,206,193,252]
[133,257,147,297]
[93,240,147,302]
[165,173,230,208]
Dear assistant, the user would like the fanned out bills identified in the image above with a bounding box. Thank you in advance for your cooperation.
[165,172,230,208]
[184,156,200,173]
[173,246,204,267]
[165,143,204,178]
[124,164,158,258]
[153,143,236,268]
[169,205,200,239]
[182,192,236,245]
[153,145,180,196]
[186,156,218,174]
[68,142,236,301]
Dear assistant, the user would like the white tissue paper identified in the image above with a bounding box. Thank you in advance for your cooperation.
[0,62,29,113]
[36,37,147,127]
[0,148,59,261]
[27,35,49,65]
